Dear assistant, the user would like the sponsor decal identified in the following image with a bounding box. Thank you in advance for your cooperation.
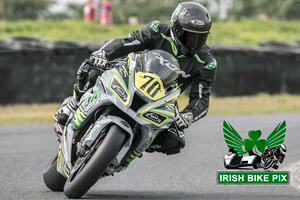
[177,70,191,78]
[88,87,100,107]
[152,51,179,71]
[189,19,205,28]
[142,111,167,125]
[144,112,162,124]
[112,84,127,101]
[111,78,127,102]
[118,67,127,78]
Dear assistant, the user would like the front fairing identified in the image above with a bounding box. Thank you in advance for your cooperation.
[58,58,181,176]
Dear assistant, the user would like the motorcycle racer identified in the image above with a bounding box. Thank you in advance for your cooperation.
[54,2,217,155]
[261,144,287,169]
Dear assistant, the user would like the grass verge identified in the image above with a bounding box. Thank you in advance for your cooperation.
[1,19,300,46]
[0,94,299,125]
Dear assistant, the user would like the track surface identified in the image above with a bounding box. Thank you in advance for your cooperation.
[1,113,300,199]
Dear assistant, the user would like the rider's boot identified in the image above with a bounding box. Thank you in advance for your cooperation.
[53,85,82,142]
[145,126,185,155]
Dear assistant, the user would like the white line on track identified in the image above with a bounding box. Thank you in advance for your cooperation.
[282,161,300,190]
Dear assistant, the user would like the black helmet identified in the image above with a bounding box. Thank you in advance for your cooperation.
[280,144,287,154]
[170,2,212,56]
[136,50,180,87]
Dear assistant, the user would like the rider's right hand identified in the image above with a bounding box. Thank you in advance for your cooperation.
[90,49,108,69]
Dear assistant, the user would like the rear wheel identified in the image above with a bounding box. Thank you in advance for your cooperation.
[43,153,67,191]
[63,125,126,199]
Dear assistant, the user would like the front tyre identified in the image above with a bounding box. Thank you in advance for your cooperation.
[43,153,67,191]
[63,125,126,199]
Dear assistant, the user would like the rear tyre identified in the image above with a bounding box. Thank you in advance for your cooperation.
[43,153,67,191]
[63,125,126,199]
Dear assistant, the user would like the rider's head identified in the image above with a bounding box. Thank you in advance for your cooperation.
[280,144,287,154]
[170,2,212,56]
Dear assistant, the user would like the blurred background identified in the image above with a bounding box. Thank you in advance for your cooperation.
[0,0,300,124]
[1,0,300,23]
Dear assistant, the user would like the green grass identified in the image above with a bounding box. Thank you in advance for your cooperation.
[0,94,299,125]
[209,18,300,46]
[1,19,300,46]
[0,20,143,43]
[177,94,300,116]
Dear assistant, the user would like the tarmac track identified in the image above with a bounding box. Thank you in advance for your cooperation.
[0,113,300,199]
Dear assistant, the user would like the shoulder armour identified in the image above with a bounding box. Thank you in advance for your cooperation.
[150,21,161,33]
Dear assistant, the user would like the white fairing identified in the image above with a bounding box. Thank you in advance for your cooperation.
[240,155,256,166]
[224,154,235,166]
[224,154,258,168]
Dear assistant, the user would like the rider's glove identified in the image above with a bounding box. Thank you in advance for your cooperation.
[90,49,108,69]
[175,112,193,130]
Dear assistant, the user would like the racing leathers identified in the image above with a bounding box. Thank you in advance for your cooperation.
[80,21,217,123]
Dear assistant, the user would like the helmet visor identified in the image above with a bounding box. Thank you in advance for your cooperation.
[180,29,209,49]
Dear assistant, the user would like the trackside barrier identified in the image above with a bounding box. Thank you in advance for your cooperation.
[0,37,300,104]
[210,44,300,96]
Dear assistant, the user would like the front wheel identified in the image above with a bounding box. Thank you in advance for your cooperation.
[43,153,67,191]
[63,125,126,199]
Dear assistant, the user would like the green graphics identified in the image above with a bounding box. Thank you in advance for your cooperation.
[72,106,87,130]
[218,171,289,184]
[223,120,286,155]
[151,21,160,33]
[71,89,100,130]
[88,88,100,106]
[205,59,217,70]
[161,33,178,56]
[194,54,205,64]
[124,150,142,166]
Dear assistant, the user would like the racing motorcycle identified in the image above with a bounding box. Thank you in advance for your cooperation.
[43,50,181,198]
[260,146,285,170]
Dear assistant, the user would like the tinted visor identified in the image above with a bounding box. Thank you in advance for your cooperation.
[180,29,209,49]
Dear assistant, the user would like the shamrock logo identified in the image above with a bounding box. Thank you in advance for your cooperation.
[223,121,286,155]
[243,130,267,153]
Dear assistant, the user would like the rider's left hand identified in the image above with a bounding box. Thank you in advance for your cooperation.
[175,112,193,130]
[90,49,108,69]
